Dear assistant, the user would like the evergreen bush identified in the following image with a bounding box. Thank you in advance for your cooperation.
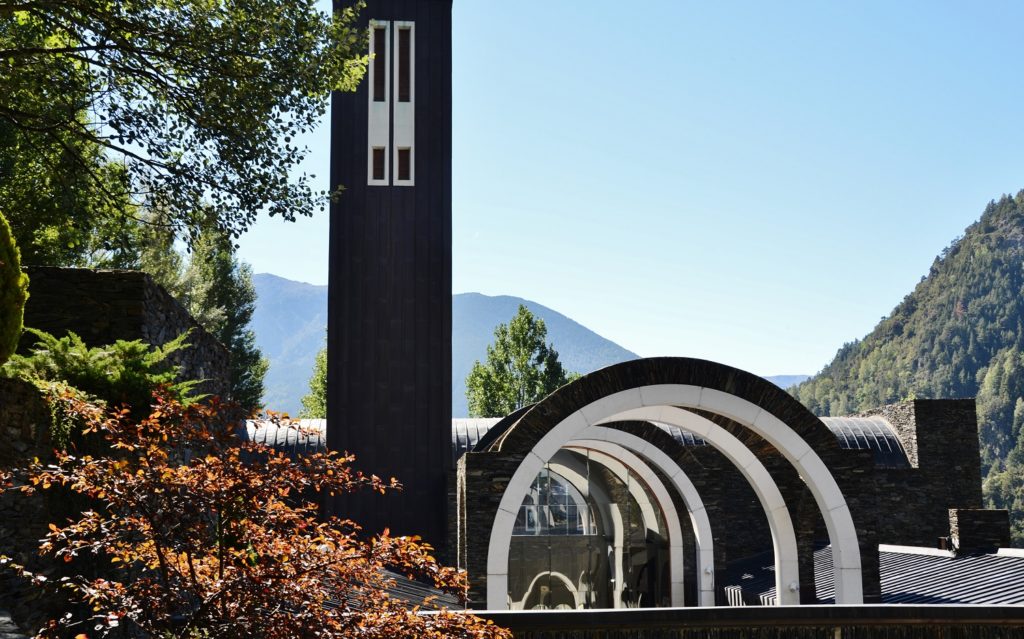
[0,210,29,365]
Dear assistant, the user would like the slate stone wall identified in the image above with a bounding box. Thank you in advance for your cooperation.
[0,267,231,633]
[860,400,986,548]
[459,452,525,605]
[950,508,1011,553]
[21,266,229,398]
[0,378,65,632]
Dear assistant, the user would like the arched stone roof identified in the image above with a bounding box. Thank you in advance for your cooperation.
[478,357,841,457]
[820,416,909,468]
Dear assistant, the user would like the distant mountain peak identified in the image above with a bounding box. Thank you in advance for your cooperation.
[251,277,639,417]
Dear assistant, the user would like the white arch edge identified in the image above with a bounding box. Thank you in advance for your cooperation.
[565,439,687,607]
[484,384,863,608]
[573,427,717,606]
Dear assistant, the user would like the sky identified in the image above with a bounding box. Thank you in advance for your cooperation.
[236,0,1024,377]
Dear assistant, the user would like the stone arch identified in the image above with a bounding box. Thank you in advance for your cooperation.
[577,422,801,605]
[563,439,688,606]
[476,358,869,608]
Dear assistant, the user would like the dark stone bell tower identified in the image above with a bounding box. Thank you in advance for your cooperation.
[327,0,452,551]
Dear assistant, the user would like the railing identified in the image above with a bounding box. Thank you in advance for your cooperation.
[455,605,1024,638]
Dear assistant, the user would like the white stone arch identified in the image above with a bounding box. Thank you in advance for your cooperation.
[564,441,687,606]
[575,425,795,607]
[516,571,582,610]
[581,419,802,605]
[485,384,863,608]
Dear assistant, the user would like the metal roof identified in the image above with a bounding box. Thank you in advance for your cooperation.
[819,416,910,468]
[451,418,502,466]
[244,416,905,469]
[724,545,1024,605]
[241,419,327,457]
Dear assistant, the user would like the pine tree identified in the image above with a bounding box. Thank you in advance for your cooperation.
[138,218,267,414]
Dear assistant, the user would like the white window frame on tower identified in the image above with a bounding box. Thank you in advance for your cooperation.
[393,21,415,186]
[367,20,391,186]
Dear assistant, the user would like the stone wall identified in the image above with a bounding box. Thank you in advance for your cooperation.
[21,266,229,398]
[0,378,65,631]
[0,267,231,633]
[861,400,987,548]
[950,508,1011,553]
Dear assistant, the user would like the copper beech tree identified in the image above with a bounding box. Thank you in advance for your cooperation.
[0,390,509,639]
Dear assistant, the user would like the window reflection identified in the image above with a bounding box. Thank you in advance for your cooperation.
[507,448,671,609]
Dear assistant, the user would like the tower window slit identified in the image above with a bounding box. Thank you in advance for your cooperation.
[372,147,386,181]
[398,148,411,181]
[373,27,387,102]
[398,28,411,102]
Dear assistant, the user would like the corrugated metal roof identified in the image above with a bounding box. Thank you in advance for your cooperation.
[451,418,502,466]
[724,545,1024,605]
[241,419,326,457]
[245,417,913,471]
[325,569,461,612]
[820,416,910,468]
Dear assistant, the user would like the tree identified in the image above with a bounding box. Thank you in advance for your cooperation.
[0,0,367,254]
[466,305,576,418]
[137,217,268,415]
[300,341,328,419]
[1,392,510,638]
[178,227,268,415]
[0,210,28,364]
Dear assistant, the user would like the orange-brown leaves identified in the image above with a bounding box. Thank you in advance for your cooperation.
[2,391,509,639]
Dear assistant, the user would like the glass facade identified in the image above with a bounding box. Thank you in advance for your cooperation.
[507,448,671,609]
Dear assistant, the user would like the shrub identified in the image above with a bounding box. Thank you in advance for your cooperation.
[1,392,511,639]
[1,329,201,448]
[0,210,29,366]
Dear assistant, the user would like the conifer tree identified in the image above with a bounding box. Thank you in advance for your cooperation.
[0,210,28,365]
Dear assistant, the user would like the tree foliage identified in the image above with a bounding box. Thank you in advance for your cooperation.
[791,191,1024,544]
[176,225,268,415]
[2,328,197,415]
[466,305,576,418]
[0,0,367,254]
[300,341,328,419]
[133,213,268,416]
[0,209,28,364]
[0,392,510,638]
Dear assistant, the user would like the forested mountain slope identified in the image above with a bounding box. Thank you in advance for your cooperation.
[792,192,1024,543]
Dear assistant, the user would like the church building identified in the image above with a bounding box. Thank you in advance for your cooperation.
[309,0,1023,613]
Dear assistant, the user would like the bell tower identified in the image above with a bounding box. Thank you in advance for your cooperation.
[327,0,452,550]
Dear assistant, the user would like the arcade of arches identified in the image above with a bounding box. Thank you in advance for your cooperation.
[455,357,993,609]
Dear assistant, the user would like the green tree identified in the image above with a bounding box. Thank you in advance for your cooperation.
[177,226,267,414]
[300,341,328,418]
[0,210,28,364]
[0,0,367,258]
[135,216,267,415]
[466,305,577,418]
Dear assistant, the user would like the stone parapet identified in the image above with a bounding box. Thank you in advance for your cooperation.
[21,266,229,399]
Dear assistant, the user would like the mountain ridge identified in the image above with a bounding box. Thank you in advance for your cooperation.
[792,190,1024,543]
[250,276,807,417]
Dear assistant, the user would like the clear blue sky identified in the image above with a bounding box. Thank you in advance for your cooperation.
[237,0,1024,377]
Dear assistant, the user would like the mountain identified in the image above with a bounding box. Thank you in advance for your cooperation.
[792,191,1024,543]
[451,293,639,416]
[250,277,640,417]
[250,274,329,414]
[764,375,810,390]
[251,277,808,417]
